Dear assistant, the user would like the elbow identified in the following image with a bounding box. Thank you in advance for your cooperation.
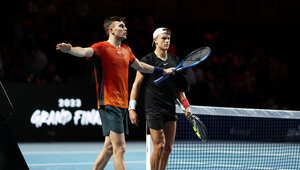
[138,62,149,73]
[137,67,144,73]
[136,66,144,73]
[85,51,92,57]
[84,48,93,57]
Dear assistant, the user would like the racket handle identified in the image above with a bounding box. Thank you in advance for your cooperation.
[154,74,170,85]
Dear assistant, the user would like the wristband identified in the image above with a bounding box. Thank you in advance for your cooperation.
[181,99,190,109]
[128,100,137,111]
[153,66,164,75]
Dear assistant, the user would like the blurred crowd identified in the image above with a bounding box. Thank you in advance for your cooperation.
[0,0,298,110]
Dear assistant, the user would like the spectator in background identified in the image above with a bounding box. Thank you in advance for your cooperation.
[0,54,4,80]
[30,46,48,78]
[0,46,16,81]
[44,61,62,83]
[0,0,297,110]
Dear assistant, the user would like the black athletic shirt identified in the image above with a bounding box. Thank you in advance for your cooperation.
[140,52,180,116]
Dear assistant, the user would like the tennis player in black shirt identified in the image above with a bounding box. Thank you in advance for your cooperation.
[129,27,192,170]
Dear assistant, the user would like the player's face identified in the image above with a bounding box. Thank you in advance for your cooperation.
[111,21,127,40]
[155,33,170,51]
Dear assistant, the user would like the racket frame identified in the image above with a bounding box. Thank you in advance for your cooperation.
[154,47,211,85]
[175,99,208,141]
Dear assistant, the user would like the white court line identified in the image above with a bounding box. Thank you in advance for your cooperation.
[28,161,145,167]
[22,150,144,155]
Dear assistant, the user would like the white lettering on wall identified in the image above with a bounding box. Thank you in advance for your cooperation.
[30,98,101,128]
[31,109,72,128]
[58,98,82,108]
[73,109,102,126]
[30,109,101,128]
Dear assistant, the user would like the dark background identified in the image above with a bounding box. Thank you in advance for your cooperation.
[1,0,300,141]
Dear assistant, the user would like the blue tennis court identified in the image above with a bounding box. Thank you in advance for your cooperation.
[18,142,146,170]
[19,141,300,170]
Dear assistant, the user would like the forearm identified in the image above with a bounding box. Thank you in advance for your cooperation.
[137,62,154,73]
[129,86,139,110]
[131,59,164,74]
[178,91,190,109]
[130,85,140,101]
[129,83,140,125]
[178,91,187,100]
[68,47,94,57]
[129,72,144,110]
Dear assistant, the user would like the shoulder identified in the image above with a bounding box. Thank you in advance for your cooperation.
[168,53,178,59]
[141,52,155,62]
[121,44,132,50]
[121,44,134,53]
[145,52,156,59]
[121,44,129,48]
[91,41,107,49]
[168,53,179,61]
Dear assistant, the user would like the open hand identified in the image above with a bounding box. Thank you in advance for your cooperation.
[56,43,72,53]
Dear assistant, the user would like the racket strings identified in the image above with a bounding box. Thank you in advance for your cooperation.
[182,48,211,67]
[193,116,208,141]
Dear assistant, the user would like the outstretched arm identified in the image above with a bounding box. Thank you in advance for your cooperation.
[130,58,174,75]
[56,43,94,57]
[128,71,145,126]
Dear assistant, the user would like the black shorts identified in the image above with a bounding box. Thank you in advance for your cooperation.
[146,112,177,130]
[99,105,129,136]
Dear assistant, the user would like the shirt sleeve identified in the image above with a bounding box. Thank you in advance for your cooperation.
[90,42,103,58]
[140,55,151,76]
[128,47,136,64]
[140,55,149,64]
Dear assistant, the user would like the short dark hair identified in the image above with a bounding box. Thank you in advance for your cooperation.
[103,16,125,37]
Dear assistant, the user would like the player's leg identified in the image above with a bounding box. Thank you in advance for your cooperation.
[110,131,126,170]
[149,128,165,170]
[93,136,113,170]
[160,120,176,170]
[101,105,128,170]
[146,112,165,170]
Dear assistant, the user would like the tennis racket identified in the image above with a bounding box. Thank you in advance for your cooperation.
[175,99,208,141]
[154,46,211,85]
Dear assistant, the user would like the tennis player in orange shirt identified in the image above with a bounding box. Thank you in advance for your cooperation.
[56,16,174,170]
